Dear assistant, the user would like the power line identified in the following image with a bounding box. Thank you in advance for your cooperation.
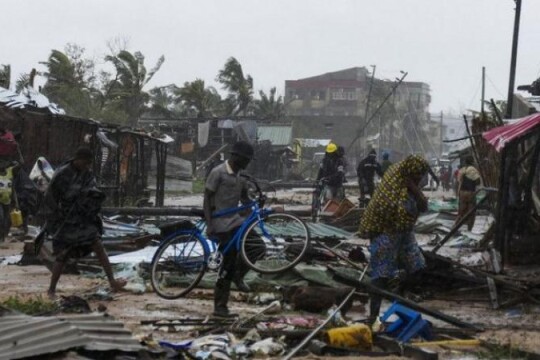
[485,75,505,98]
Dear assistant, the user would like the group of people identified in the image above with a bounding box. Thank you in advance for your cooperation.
[1,125,483,324]
[316,142,395,207]
[315,142,482,326]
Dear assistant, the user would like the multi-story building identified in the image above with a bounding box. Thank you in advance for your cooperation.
[285,67,371,117]
[284,67,435,159]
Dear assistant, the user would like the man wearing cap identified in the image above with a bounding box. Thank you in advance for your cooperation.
[316,143,346,200]
[356,149,383,204]
[456,156,481,231]
[42,147,126,299]
[204,141,262,318]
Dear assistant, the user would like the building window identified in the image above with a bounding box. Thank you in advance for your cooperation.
[331,88,357,101]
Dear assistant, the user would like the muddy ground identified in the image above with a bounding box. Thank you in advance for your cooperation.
[1,188,540,358]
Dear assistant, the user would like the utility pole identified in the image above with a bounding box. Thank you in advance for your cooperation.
[362,65,376,156]
[505,0,522,119]
[349,71,408,149]
[439,111,444,156]
[481,66,486,115]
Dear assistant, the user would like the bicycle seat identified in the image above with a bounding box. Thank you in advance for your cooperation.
[190,208,206,218]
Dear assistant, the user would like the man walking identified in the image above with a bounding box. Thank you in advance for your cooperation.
[204,141,262,318]
[456,156,481,231]
[42,147,125,299]
[356,149,383,204]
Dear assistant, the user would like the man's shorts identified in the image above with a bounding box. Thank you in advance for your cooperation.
[369,232,425,280]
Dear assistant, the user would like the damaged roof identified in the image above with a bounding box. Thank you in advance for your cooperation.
[0,313,143,359]
[0,86,65,115]
[483,113,540,152]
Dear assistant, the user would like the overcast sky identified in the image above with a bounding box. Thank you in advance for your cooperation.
[2,0,540,114]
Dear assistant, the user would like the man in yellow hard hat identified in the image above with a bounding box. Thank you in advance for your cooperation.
[316,142,346,200]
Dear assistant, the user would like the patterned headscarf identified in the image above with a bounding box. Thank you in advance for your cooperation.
[359,154,429,237]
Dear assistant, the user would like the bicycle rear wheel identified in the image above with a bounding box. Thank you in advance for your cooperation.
[150,233,208,299]
[240,213,310,274]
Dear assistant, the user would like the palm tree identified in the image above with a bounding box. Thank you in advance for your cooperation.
[148,85,178,118]
[15,73,31,93]
[40,49,98,117]
[254,87,284,121]
[216,57,254,116]
[0,65,10,88]
[105,50,165,126]
[176,79,222,118]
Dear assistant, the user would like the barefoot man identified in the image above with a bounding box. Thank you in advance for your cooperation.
[41,147,125,298]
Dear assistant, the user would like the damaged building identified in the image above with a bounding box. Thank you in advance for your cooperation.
[0,88,172,206]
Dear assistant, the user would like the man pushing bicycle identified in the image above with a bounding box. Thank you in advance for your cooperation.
[204,141,261,318]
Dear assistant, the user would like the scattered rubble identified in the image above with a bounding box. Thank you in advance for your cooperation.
[1,154,540,358]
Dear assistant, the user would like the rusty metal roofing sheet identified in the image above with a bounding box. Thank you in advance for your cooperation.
[0,313,142,360]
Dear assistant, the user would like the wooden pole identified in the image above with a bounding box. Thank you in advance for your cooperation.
[505,0,522,119]
[432,192,491,253]
[481,67,486,114]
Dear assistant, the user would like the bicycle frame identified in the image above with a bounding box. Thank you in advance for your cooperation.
[164,200,275,262]
[311,180,327,222]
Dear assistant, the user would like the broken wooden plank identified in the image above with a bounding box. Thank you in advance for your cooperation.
[432,191,491,253]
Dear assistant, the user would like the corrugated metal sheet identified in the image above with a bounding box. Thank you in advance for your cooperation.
[307,222,354,239]
[262,222,353,240]
[483,113,540,152]
[257,126,292,146]
[0,313,143,360]
[0,85,65,114]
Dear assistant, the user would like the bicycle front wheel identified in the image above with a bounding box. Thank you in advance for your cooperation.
[240,213,310,274]
[150,233,208,299]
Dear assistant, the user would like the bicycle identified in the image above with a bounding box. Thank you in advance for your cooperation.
[311,177,346,222]
[150,176,311,299]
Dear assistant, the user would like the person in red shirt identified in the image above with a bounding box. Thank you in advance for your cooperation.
[0,127,18,161]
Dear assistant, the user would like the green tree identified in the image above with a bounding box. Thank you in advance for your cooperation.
[0,64,10,88]
[216,57,253,116]
[15,73,31,93]
[105,50,164,126]
[40,45,99,118]
[176,79,222,118]
[254,87,284,121]
[148,85,178,119]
